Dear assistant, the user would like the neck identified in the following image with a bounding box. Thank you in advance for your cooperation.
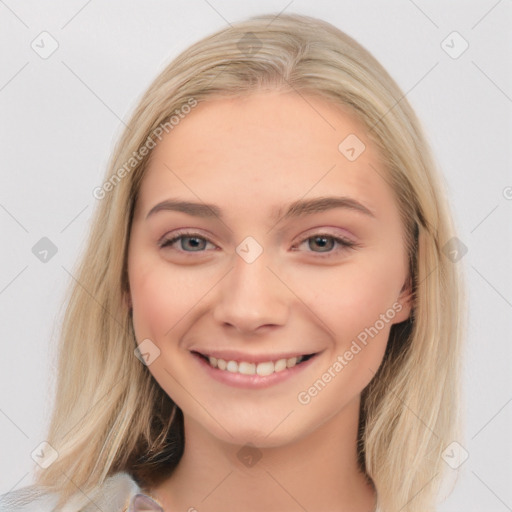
[149,395,376,512]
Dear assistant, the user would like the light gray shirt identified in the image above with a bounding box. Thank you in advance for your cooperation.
[0,471,164,511]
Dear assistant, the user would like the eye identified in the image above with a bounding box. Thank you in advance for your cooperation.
[158,231,359,258]
[293,233,358,258]
[159,231,216,253]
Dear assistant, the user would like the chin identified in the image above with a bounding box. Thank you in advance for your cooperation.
[199,416,310,450]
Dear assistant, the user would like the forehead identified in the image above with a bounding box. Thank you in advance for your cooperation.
[135,91,394,221]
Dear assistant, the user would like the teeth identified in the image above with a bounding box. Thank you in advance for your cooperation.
[256,361,274,376]
[207,355,306,375]
[226,360,238,372]
[286,357,297,367]
[238,361,256,375]
[274,358,287,372]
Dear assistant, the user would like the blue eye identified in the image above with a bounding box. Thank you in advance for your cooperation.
[159,231,358,257]
[159,232,215,252]
[295,234,356,255]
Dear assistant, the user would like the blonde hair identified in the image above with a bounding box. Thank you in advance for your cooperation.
[34,13,466,511]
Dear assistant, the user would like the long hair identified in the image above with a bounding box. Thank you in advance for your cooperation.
[34,13,466,511]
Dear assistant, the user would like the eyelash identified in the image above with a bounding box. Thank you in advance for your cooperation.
[158,230,359,259]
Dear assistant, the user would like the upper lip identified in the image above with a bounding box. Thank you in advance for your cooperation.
[191,349,318,364]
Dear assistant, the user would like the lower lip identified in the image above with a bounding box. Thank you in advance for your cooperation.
[190,351,320,389]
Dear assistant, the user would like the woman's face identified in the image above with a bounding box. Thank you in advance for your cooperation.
[127,91,412,446]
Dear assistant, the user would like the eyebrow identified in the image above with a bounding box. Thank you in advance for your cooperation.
[145,195,376,222]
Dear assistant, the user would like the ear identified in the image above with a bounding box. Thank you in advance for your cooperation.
[124,288,132,311]
[393,275,414,324]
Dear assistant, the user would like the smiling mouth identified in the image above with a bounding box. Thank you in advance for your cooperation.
[192,351,318,376]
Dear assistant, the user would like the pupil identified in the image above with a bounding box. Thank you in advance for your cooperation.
[185,237,203,250]
[311,236,333,252]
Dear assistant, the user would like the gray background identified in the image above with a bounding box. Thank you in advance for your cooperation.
[1,1,511,510]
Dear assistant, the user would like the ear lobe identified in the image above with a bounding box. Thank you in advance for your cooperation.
[393,276,414,324]
[124,290,132,310]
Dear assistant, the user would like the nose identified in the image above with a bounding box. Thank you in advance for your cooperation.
[212,249,289,334]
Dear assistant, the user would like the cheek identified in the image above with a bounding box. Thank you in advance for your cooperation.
[129,259,203,341]
[287,252,404,383]
[298,257,402,333]
[292,262,399,410]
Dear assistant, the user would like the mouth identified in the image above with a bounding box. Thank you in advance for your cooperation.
[191,350,318,377]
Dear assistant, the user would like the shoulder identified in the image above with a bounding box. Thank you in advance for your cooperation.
[0,472,142,512]
[0,484,58,511]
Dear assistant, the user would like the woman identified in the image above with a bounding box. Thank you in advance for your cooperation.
[0,12,465,512]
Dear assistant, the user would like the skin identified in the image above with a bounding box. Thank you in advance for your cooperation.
[126,90,413,512]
